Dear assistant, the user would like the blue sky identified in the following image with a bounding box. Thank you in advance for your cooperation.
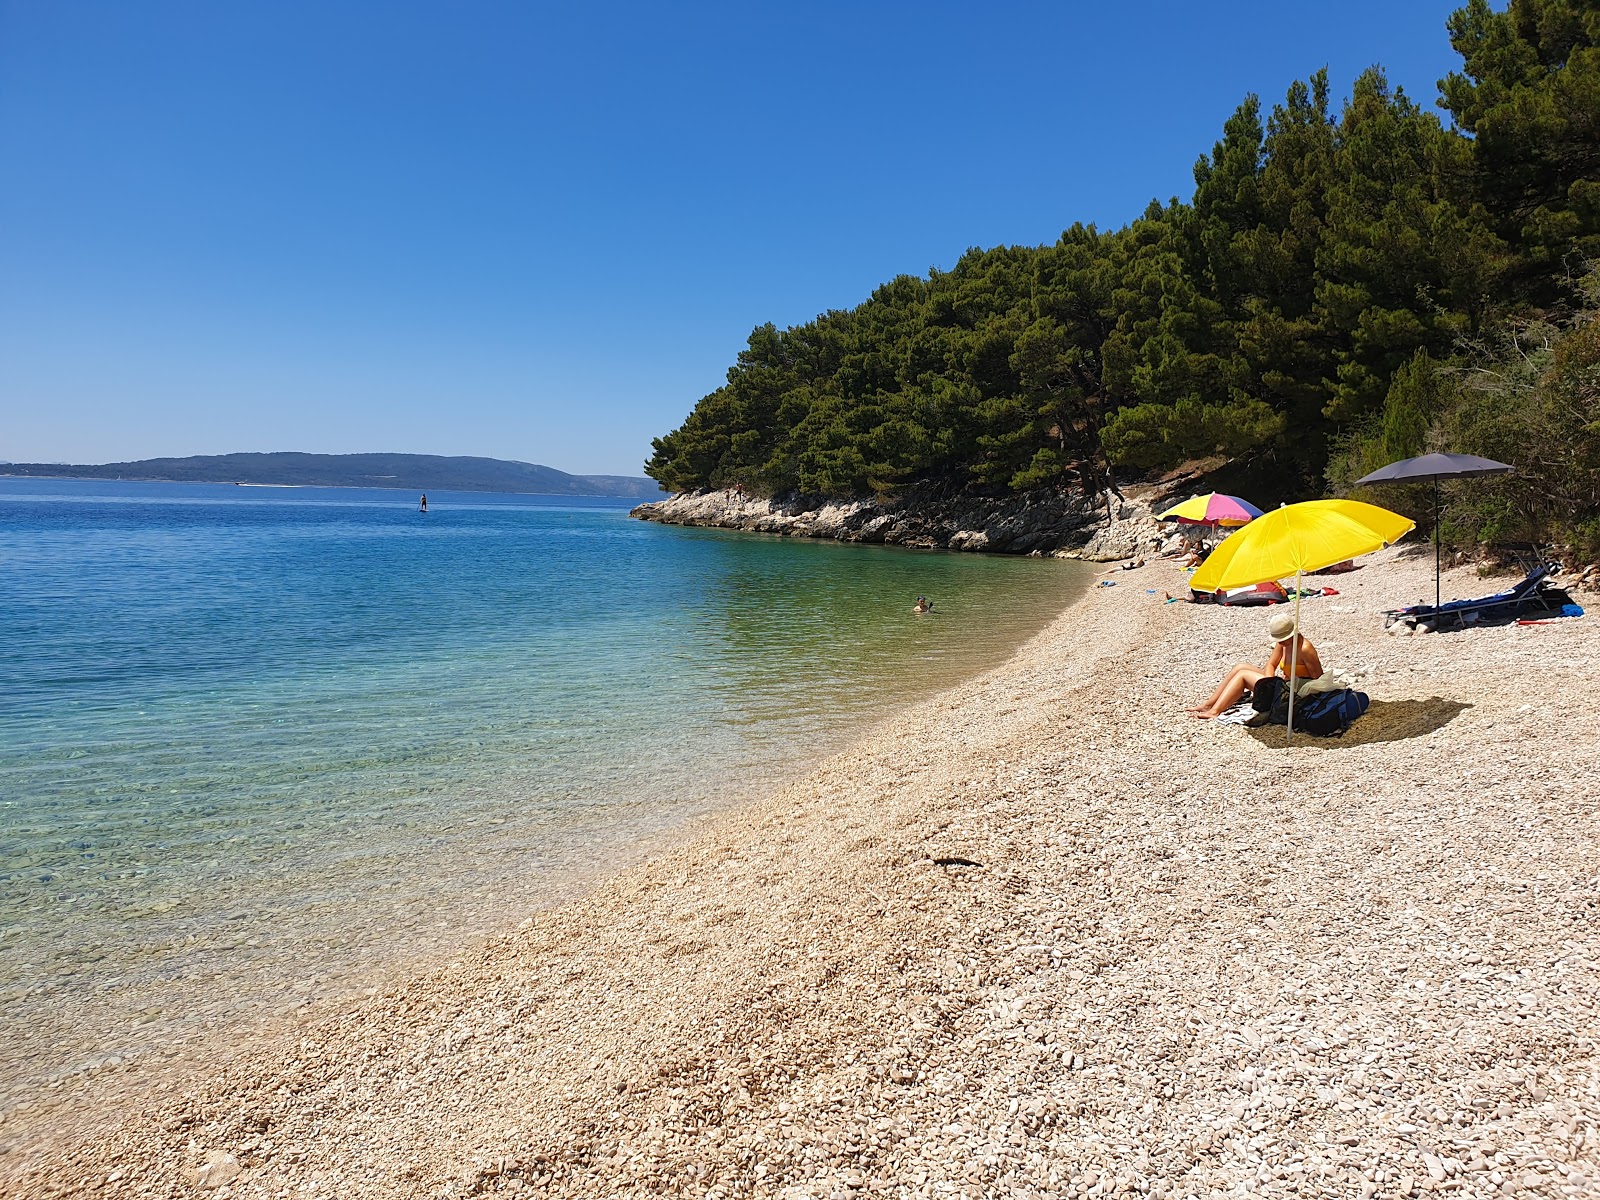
[1,0,1468,477]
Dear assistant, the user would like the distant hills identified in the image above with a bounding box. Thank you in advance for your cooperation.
[1,452,664,498]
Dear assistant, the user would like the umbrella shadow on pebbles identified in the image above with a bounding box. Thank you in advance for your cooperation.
[1245,698,1471,750]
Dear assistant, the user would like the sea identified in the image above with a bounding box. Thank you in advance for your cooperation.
[0,478,1088,1119]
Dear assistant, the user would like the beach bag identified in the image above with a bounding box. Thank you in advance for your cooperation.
[1249,678,1290,724]
[1294,688,1369,737]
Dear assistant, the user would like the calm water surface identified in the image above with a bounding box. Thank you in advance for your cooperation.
[0,479,1087,1114]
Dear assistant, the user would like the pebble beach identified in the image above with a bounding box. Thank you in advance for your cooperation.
[7,546,1599,1200]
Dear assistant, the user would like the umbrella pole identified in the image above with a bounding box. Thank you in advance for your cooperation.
[1286,573,1301,742]
[1440,476,1452,611]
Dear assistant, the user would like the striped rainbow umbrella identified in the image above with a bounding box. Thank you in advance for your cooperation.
[1158,492,1264,528]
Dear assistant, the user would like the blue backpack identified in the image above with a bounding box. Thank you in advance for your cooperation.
[1250,680,1370,736]
[1293,688,1370,736]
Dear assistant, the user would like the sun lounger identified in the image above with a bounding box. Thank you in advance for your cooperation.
[1385,562,1576,630]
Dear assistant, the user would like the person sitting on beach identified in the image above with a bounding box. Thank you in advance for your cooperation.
[1180,544,1211,569]
[1162,526,1205,558]
[913,595,933,614]
[1187,611,1323,719]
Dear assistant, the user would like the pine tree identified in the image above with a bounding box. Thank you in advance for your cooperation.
[1441,0,1600,302]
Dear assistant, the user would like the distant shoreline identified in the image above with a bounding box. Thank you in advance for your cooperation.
[0,473,649,501]
[0,451,661,499]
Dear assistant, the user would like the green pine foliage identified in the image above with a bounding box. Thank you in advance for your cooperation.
[1328,349,1458,531]
[647,1,1599,552]
[1442,0,1600,301]
[1443,280,1600,556]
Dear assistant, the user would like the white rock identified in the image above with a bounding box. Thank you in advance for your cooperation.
[191,1152,241,1190]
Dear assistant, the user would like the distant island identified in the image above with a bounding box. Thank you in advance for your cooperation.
[1,452,663,498]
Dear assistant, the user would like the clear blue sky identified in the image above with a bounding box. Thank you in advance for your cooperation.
[1,0,1467,477]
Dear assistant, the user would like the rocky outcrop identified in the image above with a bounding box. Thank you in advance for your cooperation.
[630,486,1171,561]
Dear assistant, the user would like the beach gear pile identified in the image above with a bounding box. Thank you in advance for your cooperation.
[1247,676,1371,737]
[1218,581,1286,606]
[1384,562,1583,632]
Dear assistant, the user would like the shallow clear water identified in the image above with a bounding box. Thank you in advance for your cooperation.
[0,478,1087,1111]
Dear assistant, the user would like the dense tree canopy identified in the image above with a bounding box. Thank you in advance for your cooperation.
[1442,0,1600,296]
[646,1,1598,550]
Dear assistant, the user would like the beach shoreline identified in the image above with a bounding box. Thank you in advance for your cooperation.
[2,483,1092,1149]
[8,548,1598,1199]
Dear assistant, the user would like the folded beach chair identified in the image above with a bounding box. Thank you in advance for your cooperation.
[1385,562,1576,631]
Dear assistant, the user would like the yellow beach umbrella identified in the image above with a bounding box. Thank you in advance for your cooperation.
[1191,500,1415,737]
[1191,499,1414,592]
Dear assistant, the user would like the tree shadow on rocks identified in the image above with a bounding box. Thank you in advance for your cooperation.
[1245,698,1472,750]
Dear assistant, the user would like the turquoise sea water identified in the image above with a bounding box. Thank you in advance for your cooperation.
[0,479,1087,1114]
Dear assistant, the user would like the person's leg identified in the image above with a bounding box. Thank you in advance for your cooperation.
[1193,668,1266,718]
[1190,664,1257,711]
[1188,669,1238,712]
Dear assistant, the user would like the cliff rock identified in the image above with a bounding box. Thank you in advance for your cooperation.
[630,487,1164,560]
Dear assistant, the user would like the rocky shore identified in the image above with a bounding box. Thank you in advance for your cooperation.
[7,550,1598,1200]
[630,487,1166,561]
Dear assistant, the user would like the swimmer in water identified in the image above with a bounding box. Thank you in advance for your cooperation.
[913,595,933,614]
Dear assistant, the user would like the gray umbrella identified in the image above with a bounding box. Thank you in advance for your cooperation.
[1356,452,1514,609]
